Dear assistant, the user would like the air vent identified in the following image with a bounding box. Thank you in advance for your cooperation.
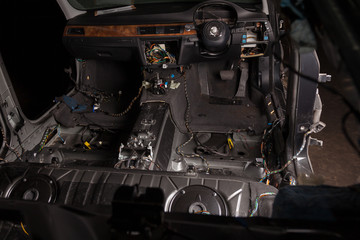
[138,27,156,35]
[164,26,182,34]
[67,27,85,35]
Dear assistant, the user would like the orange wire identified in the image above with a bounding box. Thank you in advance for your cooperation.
[21,222,29,236]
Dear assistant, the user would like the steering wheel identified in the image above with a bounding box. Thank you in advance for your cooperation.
[193,0,238,54]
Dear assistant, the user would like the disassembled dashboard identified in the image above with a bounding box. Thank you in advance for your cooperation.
[63,1,270,65]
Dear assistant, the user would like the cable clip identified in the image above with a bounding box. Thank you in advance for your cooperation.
[227,137,234,149]
[84,141,92,150]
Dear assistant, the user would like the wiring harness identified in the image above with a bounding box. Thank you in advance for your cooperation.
[98,84,144,117]
[38,125,65,153]
[260,119,318,183]
[0,127,22,161]
[175,72,210,173]
[249,192,276,217]
[73,59,144,117]
[145,44,176,64]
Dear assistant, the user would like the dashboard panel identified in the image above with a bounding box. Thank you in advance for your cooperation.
[64,23,197,38]
[63,1,270,65]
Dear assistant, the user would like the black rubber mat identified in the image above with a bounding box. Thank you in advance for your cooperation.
[141,63,267,133]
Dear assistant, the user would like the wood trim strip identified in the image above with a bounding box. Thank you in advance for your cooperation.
[64,23,196,37]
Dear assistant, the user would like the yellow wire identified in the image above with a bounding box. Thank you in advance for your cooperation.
[21,222,29,236]
[227,138,234,149]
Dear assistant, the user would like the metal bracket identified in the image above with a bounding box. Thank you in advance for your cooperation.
[118,143,125,161]
[318,73,331,83]
[310,121,326,133]
[309,137,323,147]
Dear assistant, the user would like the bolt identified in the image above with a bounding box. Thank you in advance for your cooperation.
[181,190,186,194]
[279,20,284,29]
[300,126,306,131]
[23,178,27,182]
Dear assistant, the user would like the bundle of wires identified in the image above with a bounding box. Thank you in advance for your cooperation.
[249,192,276,217]
[194,210,211,215]
[260,119,314,183]
[38,125,63,152]
[175,72,210,173]
[0,126,22,161]
[145,44,176,64]
[260,120,282,173]
[241,46,265,58]
[98,84,144,117]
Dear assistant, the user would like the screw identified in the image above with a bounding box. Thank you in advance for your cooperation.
[300,126,306,131]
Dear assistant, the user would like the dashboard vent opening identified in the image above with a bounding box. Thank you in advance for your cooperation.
[138,27,156,35]
[67,27,85,35]
[164,26,182,34]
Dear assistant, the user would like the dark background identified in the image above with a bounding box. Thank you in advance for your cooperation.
[281,0,360,186]
[0,0,74,120]
[309,46,360,186]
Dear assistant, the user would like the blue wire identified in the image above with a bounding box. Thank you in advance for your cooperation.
[57,126,66,143]
[250,192,276,217]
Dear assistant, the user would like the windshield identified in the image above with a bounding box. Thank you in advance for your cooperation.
[67,0,262,11]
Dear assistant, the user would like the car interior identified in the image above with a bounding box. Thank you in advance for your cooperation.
[0,0,311,215]
[2,1,354,239]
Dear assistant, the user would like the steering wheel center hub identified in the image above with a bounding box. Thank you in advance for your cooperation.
[210,26,221,37]
[201,21,230,52]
